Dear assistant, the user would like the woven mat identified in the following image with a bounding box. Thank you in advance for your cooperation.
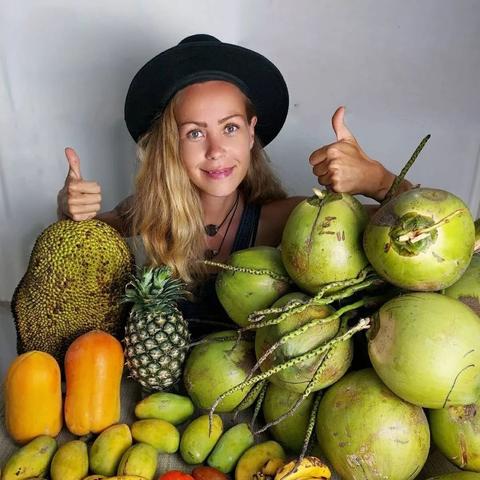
[0,378,461,479]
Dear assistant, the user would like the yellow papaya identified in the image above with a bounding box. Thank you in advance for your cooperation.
[4,352,62,444]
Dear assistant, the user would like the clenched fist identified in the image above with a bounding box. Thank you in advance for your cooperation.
[57,147,102,221]
[309,106,395,202]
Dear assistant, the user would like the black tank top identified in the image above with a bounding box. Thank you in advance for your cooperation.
[179,203,261,339]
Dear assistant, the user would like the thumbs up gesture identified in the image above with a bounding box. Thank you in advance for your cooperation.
[57,147,102,221]
[309,106,395,202]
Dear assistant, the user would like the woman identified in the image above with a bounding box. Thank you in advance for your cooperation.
[57,34,410,332]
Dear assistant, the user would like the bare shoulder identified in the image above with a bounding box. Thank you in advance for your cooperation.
[255,196,306,247]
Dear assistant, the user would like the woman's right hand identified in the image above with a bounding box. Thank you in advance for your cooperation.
[57,147,102,221]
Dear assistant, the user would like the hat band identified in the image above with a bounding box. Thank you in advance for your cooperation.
[163,70,251,106]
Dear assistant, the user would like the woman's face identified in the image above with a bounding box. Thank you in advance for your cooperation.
[175,80,257,198]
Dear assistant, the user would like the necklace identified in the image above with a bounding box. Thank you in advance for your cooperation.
[204,192,240,237]
[204,193,240,260]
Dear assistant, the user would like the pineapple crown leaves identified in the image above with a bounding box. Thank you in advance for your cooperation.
[122,265,186,314]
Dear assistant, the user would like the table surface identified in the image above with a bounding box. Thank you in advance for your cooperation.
[0,378,463,479]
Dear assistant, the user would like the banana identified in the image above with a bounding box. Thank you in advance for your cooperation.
[273,456,331,480]
[262,458,286,476]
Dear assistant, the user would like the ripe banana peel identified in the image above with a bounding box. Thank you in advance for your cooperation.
[274,456,331,480]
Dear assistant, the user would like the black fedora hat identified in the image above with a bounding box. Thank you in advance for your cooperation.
[124,34,289,146]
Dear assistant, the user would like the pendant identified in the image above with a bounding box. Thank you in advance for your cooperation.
[204,224,219,236]
[204,249,218,260]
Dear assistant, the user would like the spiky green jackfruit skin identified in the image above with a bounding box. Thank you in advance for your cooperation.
[12,219,134,363]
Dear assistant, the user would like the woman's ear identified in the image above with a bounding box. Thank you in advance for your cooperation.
[249,116,258,149]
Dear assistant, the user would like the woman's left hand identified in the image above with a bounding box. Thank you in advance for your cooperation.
[309,106,395,202]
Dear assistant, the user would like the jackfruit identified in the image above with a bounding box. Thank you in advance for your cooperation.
[12,219,134,363]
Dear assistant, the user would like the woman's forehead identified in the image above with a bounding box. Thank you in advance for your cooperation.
[174,80,248,119]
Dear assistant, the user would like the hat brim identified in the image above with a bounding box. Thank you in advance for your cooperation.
[124,38,289,146]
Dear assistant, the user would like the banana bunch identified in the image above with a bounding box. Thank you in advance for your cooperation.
[274,456,331,480]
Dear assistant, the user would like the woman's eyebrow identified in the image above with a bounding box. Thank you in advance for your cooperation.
[178,114,244,129]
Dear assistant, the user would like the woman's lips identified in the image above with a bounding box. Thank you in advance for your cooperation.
[202,167,234,179]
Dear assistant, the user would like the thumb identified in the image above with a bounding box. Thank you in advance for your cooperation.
[332,106,355,142]
[65,147,82,181]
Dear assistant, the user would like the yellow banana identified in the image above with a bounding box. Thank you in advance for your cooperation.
[274,456,331,480]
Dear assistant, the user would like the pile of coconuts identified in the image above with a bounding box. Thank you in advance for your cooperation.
[182,137,480,480]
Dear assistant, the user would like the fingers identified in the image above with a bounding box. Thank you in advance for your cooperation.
[331,106,355,142]
[65,147,82,181]
[58,147,102,221]
[67,181,101,195]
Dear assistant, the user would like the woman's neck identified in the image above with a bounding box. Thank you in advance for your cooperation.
[201,191,241,226]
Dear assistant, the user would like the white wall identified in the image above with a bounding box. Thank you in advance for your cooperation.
[1,0,479,301]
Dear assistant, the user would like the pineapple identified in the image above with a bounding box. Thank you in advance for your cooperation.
[123,266,190,390]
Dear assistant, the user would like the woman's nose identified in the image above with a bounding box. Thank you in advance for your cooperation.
[205,135,225,161]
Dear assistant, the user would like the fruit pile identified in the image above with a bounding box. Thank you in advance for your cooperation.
[3,140,480,479]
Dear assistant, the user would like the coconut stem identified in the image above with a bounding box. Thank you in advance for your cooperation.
[202,260,293,283]
[246,298,368,382]
[250,381,268,432]
[208,317,370,425]
[396,208,468,243]
[244,273,381,333]
[383,134,431,204]
[253,340,334,435]
[300,393,323,462]
[233,380,266,422]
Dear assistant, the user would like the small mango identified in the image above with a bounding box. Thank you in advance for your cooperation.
[117,442,157,480]
[135,392,195,424]
[180,414,223,464]
[235,441,286,480]
[1,435,57,480]
[89,424,132,476]
[50,440,88,480]
[131,418,179,453]
[207,423,254,473]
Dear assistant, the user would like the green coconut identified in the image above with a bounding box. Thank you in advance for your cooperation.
[262,382,315,453]
[364,188,474,291]
[444,255,480,316]
[368,292,480,408]
[430,401,480,471]
[183,330,257,412]
[215,246,291,327]
[316,368,430,480]
[281,190,369,294]
[427,474,480,480]
[255,292,353,393]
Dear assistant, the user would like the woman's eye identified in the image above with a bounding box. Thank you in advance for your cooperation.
[187,129,203,140]
[225,124,239,135]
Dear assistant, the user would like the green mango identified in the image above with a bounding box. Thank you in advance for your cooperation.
[50,440,88,480]
[131,419,179,453]
[135,392,194,424]
[207,423,254,473]
[180,414,223,464]
[2,435,57,480]
[117,443,157,480]
[89,424,132,476]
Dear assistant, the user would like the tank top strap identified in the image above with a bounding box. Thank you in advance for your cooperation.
[231,203,261,252]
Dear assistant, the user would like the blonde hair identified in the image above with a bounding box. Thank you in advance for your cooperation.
[131,87,287,285]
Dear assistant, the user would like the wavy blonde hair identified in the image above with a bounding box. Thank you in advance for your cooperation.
[131,87,287,285]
